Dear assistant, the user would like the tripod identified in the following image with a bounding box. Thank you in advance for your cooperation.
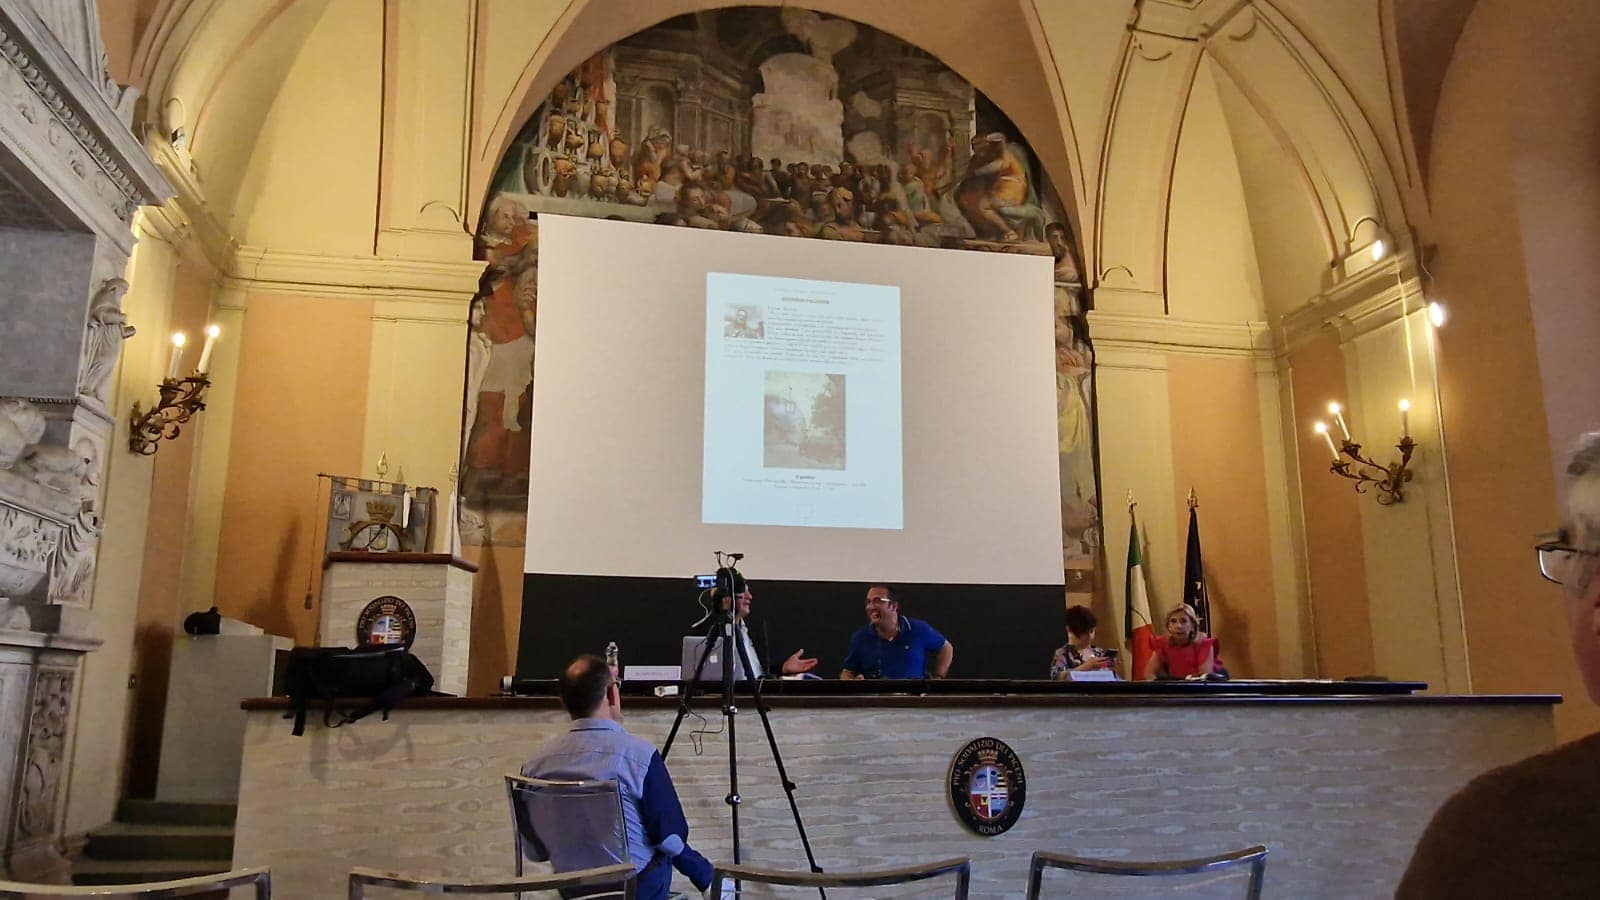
[661,576,825,895]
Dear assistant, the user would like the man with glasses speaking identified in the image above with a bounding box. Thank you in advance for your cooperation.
[840,584,954,679]
[1398,431,1600,897]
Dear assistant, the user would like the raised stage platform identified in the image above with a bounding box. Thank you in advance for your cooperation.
[236,681,1557,897]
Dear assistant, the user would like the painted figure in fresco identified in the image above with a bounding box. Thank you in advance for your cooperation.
[464,196,538,494]
[815,187,866,241]
[633,126,672,195]
[1046,221,1082,283]
[956,133,1030,242]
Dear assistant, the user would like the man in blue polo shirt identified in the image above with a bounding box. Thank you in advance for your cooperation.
[839,584,954,679]
[521,654,713,899]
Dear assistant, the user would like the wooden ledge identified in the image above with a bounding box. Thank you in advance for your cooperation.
[323,551,479,572]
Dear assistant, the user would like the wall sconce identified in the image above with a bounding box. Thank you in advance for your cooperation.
[1312,400,1415,505]
[129,325,220,455]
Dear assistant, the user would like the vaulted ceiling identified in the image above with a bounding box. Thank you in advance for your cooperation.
[100,0,1450,323]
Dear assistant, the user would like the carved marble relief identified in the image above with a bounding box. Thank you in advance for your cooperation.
[16,668,70,839]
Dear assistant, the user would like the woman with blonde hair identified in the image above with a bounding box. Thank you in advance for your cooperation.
[1143,603,1219,680]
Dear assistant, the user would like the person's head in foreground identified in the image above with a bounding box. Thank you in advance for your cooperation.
[558,653,620,721]
[1540,430,1600,702]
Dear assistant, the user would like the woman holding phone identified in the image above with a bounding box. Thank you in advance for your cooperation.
[1050,605,1116,679]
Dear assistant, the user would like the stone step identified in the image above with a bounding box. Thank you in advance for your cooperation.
[115,798,237,828]
[81,822,233,861]
[72,857,231,886]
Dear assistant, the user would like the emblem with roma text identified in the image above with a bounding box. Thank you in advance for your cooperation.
[355,595,417,650]
[948,737,1026,835]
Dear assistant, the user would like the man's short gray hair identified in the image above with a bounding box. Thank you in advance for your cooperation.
[1567,431,1600,548]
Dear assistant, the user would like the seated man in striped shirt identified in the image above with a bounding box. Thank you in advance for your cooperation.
[521,654,713,899]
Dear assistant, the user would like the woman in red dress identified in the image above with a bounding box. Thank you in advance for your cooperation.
[1144,604,1218,680]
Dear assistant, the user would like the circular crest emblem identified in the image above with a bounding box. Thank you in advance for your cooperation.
[948,737,1026,836]
[355,595,416,650]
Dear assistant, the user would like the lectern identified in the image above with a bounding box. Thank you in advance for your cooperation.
[318,552,477,695]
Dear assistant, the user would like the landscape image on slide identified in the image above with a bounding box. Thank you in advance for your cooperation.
[764,372,846,469]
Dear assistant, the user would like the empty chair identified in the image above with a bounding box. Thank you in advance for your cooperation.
[1025,846,1267,899]
[0,867,270,898]
[710,857,970,899]
[348,863,636,898]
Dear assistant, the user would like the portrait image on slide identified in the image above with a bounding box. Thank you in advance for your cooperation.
[723,304,765,340]
[764,371,845,470]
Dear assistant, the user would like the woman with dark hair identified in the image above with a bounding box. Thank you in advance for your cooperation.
[1050,605,1112,679]
[1144,603,1219,680]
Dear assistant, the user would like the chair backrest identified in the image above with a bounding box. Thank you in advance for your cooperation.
[1025,846,1267,899]
[0,867,270,898]
[504,774,630,877]
[710,857,970,898]
[348,862,636,897]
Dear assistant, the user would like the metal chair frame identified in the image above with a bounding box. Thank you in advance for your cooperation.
[710,857,971,898]
[504,773,630,879]
[348,863,637,898]
[0,867,270,898]
[1025,845,1268,899]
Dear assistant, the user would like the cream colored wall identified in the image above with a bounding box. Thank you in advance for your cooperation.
[1342,300,1469,691]
[1166,64,1266,322]
[232,0,382,253]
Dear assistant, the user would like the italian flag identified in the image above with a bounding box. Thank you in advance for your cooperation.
[1124,512,1155,679]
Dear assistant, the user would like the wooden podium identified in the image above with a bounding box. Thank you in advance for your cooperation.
[318,552,478,695]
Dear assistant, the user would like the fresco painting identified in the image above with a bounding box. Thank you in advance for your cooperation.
[462,8,1099,590]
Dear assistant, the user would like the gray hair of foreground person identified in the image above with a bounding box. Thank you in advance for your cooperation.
[1563,431,1600,702]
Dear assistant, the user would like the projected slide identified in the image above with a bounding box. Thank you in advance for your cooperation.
[703,272,903,529]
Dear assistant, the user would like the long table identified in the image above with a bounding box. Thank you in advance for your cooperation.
[236,681,1556,898]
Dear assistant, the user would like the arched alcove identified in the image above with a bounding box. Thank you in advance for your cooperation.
[460,5,1102,606]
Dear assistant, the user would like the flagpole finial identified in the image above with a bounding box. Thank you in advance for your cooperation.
[1126,489,1137,511]
[1188,487,1198,509]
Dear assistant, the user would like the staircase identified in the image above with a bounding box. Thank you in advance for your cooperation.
[72,800,235,886]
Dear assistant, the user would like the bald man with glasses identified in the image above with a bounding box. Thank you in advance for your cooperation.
[1398,431,1600,898]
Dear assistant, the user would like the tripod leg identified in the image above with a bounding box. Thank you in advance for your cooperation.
[734,639,827,899]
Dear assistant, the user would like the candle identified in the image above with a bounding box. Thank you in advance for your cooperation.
[166,332,187,380]
[197,324,221,374]
[1398,398,1411,437]
[1314,422,1340,462]
[1327,402,1351,442]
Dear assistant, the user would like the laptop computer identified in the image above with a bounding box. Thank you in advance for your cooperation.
[681,635,758,682]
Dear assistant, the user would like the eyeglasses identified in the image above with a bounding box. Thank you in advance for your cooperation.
[1534,531,1600,587]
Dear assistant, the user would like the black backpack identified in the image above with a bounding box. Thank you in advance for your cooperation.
[283,645,435,735]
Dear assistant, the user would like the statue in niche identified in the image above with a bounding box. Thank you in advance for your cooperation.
[79,277,134,402]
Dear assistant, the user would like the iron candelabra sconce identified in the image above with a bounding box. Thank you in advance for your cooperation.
[129,374,211,455]
[1314,401,1416,506]
[1329,435,1415,505]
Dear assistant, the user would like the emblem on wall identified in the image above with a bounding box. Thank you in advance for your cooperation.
[355,595,417,650]
[948,737,1026,836]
